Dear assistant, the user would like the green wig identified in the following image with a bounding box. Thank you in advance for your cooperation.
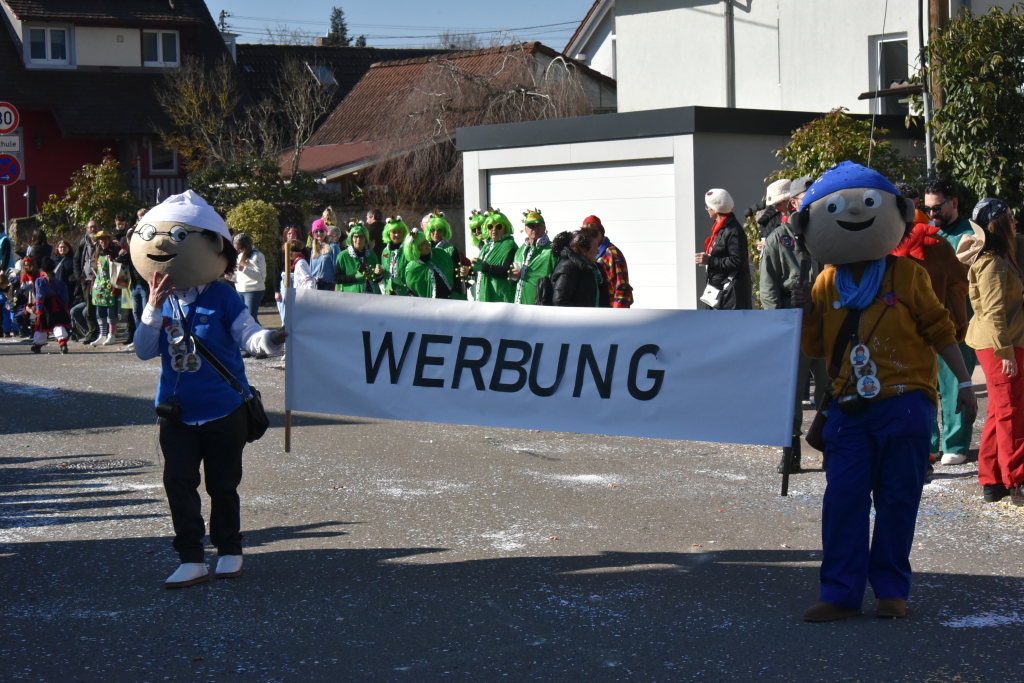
[426,211,452,240]
[469,209,487,247]
[484,208,513,235]
[384,215,409,243]
[347,223,369,246]
[402,228,428,263]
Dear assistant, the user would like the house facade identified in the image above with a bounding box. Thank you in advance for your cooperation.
[571,0,1016,115]
[0,0,231,224]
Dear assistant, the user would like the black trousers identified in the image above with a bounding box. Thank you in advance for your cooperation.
[159,402,248,563]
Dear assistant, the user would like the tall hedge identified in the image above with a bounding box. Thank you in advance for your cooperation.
[225,199,280,294]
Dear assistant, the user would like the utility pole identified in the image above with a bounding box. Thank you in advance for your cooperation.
[928,0,947,109]
[218,10,232,32]
[724,0,735,108]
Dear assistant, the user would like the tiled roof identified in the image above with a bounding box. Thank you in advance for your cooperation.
[278,141,379,176]
[235,45,450,111]
[3,0,206,24]
[307,42,612,149]
[0,0,230,137]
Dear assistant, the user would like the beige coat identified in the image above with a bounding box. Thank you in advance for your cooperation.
[965,253,1024,359]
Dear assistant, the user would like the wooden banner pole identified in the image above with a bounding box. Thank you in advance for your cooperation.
[284,241,292,453]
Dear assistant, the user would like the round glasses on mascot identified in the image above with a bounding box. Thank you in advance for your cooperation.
[130,220,231,290]
[802,185,915,265]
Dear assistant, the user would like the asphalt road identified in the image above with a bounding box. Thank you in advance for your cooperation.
[2,318,1023,682]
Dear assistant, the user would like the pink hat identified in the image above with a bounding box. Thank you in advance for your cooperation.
[311,219,327,233]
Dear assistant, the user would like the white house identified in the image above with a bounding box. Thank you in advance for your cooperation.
[568,0,1016,115]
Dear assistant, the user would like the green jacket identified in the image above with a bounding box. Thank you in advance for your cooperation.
[433,239,466,300]
[381,243,407,295]
[404,249,455,299]
[472,235,517,303]
[335,247,382,294]
[512,240,555,305]
[758,224,820,310]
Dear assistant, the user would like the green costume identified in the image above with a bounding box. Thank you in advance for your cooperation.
[933,215,978,456]
[426,212,466,300]
[92,254,117,307]
[404,248,455,299]
[472,211,517,303]
[334,226,382,294]
[512,209,555,305]
[381,217,409,295]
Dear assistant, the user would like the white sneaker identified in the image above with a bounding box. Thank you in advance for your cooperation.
[214,554,244,579]
[123,342,134,352]
[165,562,209,589]
[941,452,967,465]
[89,335,104,346]
[101,334,118,345]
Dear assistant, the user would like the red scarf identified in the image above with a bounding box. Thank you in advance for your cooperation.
[704,215,729,254]
[891,223,941,260]
[290,252,306,271]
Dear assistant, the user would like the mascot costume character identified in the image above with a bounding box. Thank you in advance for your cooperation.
[791,162,977,621]
[131,190,286,589]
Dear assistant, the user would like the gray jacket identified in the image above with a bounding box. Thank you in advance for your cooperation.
[758,223,820,310]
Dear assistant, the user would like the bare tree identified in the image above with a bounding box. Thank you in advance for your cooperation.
[274,57,337,176]
[365,44,593,207]
[156,55,242,172]
[434,30,482,51]
[262,23,316,46]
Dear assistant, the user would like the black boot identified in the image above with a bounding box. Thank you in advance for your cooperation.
[777,440,802,474]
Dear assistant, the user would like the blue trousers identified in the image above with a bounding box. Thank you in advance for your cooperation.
[238,290,262,324]
[820,390,934,608]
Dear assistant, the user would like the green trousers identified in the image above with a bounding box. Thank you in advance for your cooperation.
[930,341,977,455]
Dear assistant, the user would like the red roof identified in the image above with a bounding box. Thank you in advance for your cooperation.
[308,42,612,149]
[279,141,378,176]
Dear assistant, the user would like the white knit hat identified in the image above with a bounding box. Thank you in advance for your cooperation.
[765,179,791,206]
[705,188,734,214]
[139,190,231,241]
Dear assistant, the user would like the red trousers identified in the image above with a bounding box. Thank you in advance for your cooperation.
[977,347,1024,487]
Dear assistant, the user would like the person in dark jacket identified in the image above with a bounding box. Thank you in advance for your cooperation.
[695,188,751,309]
[73,219,100,342]
[551,228,610,308]
[52,239,77,293]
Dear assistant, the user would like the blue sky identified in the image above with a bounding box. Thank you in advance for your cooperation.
[211,0,596,49]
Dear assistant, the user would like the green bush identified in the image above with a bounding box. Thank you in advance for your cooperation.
[40,152,138,231]
[226,199,280,296]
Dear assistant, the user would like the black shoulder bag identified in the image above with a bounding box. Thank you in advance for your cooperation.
[192,335,270,443]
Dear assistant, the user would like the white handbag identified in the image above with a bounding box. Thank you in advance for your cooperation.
[700,275,734,309]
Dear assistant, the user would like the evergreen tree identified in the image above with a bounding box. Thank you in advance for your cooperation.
[324,7,350,47]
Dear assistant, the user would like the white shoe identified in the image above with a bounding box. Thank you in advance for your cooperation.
[101,334,118,345]
[941,452,967,465]
[165,562,209,589]
[215,554,244,579]
[89,335,104,346]
[124,342,134,352]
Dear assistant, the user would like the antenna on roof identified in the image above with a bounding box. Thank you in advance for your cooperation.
[217,10,232,31]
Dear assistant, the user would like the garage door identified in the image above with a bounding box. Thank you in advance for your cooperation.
[487,158,677,309]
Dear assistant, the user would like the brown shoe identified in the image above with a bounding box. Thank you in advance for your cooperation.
[875,598,907,618]
[803,601,862,622]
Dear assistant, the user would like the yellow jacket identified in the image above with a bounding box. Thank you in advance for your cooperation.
[966,253,1024,359]
[802,258,958,405]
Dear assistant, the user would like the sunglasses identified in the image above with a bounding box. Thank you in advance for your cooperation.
[923,198,952,214]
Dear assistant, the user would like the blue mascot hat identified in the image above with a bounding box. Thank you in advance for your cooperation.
[799,161,901,211]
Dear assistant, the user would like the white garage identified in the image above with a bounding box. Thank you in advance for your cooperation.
[459,106,923,309]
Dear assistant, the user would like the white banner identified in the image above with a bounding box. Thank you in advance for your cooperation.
[285,289,802,447]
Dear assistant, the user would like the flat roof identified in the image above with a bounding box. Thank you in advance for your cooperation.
[455,106,923,151]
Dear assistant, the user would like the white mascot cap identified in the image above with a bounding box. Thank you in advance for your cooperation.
[141,190,231,241]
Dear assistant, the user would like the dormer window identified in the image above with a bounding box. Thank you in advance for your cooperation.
[142,30,178,66]
[27,26,70,64]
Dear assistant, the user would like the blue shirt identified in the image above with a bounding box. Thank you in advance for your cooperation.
[310,243,340,283]
[156,281,250,423]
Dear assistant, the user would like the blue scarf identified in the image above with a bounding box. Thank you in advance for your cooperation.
[835,258,886,310]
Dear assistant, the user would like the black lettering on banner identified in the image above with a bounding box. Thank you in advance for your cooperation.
[362,331,416,384]
[489,339,532,393]
[528,343,570,397]
[452,337,492,390]
[573,344,618,398]
[627,344,664,401]
[413,334,453,388]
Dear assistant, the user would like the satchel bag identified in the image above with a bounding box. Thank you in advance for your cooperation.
[192,336,270,443]
[700,275,735,309]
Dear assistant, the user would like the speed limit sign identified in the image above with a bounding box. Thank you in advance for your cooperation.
[0,103,19,135]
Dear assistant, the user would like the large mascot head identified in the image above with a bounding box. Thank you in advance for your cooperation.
[796,161,914,265]
[130,190,234,290]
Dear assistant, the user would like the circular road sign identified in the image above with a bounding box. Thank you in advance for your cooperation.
[0,102,18,135]
[0,154,22,185]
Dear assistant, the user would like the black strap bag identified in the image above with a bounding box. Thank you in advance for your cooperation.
[192,336,270,443]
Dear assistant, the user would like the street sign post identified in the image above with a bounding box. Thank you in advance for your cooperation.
[0,102,18,135]
[0,152,20,231]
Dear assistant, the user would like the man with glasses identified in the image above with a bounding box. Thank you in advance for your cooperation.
[923,178,978,466]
